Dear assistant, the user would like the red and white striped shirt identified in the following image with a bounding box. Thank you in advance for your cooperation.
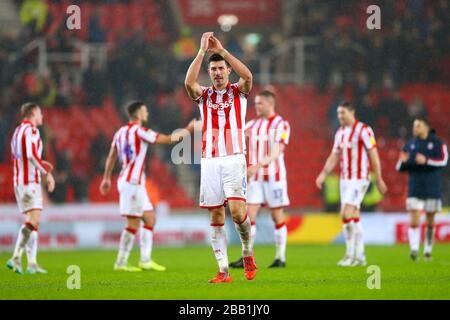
[195,82,247,158]
[332,120,377,181]
[112,122,159,185]
[246,114,291,182]
[11,120,48,186]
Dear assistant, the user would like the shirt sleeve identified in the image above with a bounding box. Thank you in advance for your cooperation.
[193,86,208,103]
[427,141,449,167]
[396,143,412,172]
[332,130,342,154]
[137,127,159,144]
[360,126,377,150]
[245,120,254,133]
[275,120,290,145]
[25,127,48,174]
[232,82,249,98]
[111,131,119,151]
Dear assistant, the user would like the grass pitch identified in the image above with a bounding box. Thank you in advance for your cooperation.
[1,244,449,300]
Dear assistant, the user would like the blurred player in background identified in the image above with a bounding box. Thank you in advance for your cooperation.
[396,118,448,261]
[100,101,195,272]
[316,102,387,267]
[229,90,291,269]
[185,32,256,283]
[7,102,55,274]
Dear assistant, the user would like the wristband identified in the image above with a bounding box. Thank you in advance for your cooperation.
[219,49,228,58]
[198,48,206,56]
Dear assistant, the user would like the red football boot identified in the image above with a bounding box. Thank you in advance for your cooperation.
[208,272,232,283]
[243,255,257,280]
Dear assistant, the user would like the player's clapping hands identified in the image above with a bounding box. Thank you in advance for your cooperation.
[200,32,214,52]
[208,36,225,54]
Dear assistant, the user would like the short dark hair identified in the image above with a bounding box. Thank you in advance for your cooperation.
[127,101,145,118]
[415,117,436,134]
[256,90,276,103]
[208,53,231,68]
[338,101,355,111]
[415,117,430,126]
[21,102,40,118]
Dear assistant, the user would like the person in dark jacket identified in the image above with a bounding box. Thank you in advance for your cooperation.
[396,118,448,261]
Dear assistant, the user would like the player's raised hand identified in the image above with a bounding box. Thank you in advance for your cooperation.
[100,178,111,195]
[315,171,326,190]
[46,172,55,193]
[208,36,225,54]
[200,32,214,52]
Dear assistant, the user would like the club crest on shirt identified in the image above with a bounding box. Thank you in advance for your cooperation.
[428,142,433,150]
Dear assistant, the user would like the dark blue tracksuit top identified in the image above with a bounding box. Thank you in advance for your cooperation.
[396,133,448,199]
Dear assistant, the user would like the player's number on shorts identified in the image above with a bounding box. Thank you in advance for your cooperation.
[273,189,283,200]
[352,189,359,202]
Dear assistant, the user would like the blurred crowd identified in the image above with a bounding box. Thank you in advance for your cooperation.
[288,0,448,139]
[290,0,449,91]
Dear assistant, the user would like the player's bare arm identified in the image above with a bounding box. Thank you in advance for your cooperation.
[30,155,55,193]
[100,146,118,195]
[315,151,340,190]
[155,118,199,144]
[368,148,388,194]
[248,143,285,179]
[208,36,253,94]
[42,159,55,192]
[184,32,214,100]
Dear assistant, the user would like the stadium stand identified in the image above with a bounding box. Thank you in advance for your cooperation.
[0,0,448,211]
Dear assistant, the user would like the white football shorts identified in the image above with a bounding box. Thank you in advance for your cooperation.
[247,179,290,209]
[200,153,247,208]
[406,198,442,213]
[14,183,43,214]
[117,180,154,217]
[340,179,370,209]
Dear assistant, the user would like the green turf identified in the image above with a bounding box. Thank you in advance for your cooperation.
[1,244,449,300]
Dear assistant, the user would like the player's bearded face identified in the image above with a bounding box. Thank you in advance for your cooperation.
[209,61,231,87]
